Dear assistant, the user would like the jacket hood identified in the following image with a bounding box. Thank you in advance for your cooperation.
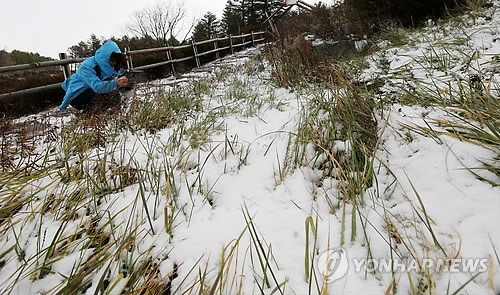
[95,40,122,77]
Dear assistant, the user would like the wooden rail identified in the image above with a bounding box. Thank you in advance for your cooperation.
[0,58,85,74]
[0,31,267,100]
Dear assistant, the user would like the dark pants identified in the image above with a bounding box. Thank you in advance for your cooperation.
[70,88,96,110]
[70,88,121,112]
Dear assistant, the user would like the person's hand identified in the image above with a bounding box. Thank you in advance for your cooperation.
[117,76,129,87]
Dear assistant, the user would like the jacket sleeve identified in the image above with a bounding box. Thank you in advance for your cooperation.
[79,64,118,93]
[59,94,71,110]
[58,76,81,110]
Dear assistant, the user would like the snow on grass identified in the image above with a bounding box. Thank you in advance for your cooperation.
[371,104,499,293]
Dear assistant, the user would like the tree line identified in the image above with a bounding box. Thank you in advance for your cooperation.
[68,0,284,58]
[0,50,53,66]
[0,0,285,67]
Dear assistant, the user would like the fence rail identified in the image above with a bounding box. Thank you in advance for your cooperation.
[0,58,86,74]
[0,31,267,100]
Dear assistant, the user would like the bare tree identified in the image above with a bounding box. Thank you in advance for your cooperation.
[126,1,194,45]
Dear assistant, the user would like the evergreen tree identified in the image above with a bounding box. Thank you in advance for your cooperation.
[222,0,283,34]
[9,50,52,64]
[192,12,222,41]
[68,34,103,58]
[222,0,243,35]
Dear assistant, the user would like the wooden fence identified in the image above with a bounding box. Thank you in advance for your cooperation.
[0,31,267,100]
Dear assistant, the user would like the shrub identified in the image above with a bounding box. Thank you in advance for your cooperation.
[0,69,64,118]
[344,0,469,26]
[0,51,15,67]
[276,3,373,40]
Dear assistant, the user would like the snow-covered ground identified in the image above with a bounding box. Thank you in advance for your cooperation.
[0,2,499,294]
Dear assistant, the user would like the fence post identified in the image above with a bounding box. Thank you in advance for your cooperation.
[126,47,135,70]
[191,39,200,68]
[59,53,71,79]
[229,34,234,55]
[251,31,255,47]
[124,47,132,70]
[214,38,220,60]
[167,48,176,76]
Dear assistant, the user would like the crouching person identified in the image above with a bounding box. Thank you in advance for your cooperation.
[59,40,129,112]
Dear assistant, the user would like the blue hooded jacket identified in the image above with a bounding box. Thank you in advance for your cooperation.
[59,40,125,110]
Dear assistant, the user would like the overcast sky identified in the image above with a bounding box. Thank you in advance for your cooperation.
[0,0,231,58]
